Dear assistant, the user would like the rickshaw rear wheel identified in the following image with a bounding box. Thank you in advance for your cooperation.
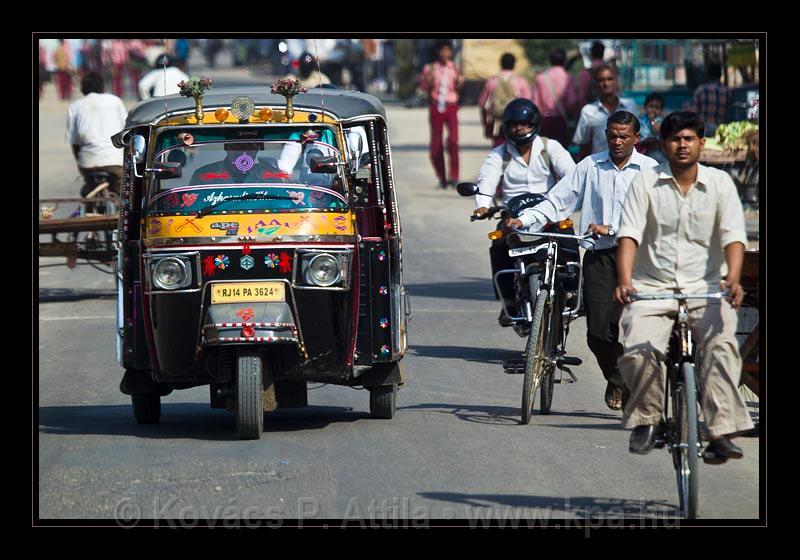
[236,348,264,439]
[369,384,397,419]
[131,393,161,424]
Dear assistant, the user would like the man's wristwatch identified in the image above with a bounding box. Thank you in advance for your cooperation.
[606,225,616,237]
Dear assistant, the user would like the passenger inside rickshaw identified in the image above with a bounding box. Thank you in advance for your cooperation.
[150,126,347,212]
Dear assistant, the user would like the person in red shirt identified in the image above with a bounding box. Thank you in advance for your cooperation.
[418,40,464,188]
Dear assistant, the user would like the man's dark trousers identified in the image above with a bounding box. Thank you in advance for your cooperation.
[583,248,625,390]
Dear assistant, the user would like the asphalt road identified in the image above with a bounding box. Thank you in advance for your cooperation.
[36,70,760,524]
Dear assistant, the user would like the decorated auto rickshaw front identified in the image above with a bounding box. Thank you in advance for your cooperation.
[115,85,408,438]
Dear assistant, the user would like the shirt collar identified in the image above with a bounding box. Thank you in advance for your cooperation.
[595,149,646,170]
[657,162,709,190]
[595,97,620,114]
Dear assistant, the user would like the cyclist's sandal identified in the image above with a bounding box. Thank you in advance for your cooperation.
[605,383,623,410]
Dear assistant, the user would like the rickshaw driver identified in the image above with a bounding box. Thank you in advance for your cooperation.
[189,142,275,185]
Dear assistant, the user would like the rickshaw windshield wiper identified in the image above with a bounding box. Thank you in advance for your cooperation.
[195,193,295,219]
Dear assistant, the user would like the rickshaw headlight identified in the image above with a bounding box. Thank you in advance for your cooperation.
[152,257,191,290]
[305,254,341,287]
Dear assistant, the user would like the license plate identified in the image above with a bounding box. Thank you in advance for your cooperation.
[211,282,285,304]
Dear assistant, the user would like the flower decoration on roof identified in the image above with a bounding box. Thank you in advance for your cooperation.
[270,78,307,97]
[178,76,213,125]
[177,76,214,99]
[270,78,307,123]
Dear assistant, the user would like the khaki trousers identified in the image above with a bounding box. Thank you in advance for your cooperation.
[619,298,754,437]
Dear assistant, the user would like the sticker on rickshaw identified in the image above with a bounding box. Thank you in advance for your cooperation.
[211,281,286,304]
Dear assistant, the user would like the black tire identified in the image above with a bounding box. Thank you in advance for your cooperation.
[236,348,264,440]
[521,290,549,425]
[131,393,161,424]
[674,362,699,519]
[539,360,555,415]
[369,384,397,419]
[540,291,560,415]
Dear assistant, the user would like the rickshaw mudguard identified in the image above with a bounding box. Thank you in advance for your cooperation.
[201,302,299,345]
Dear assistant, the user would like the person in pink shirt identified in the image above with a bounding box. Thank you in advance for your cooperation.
[418,40,464,188]
[478,53,533,147]
[103,39,129,98]
[532,47,580,149]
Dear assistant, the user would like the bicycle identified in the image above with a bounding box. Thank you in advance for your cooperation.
[509,227,595,424]
[628,290,729,519]
[39,171,119,272]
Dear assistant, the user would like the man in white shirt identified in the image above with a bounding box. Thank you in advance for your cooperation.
[573,65,638,161]
[65,72,128,195]
[472,98,576,325]
[507,111,659,411]
[137,54,190,100]
[613,111,753,461]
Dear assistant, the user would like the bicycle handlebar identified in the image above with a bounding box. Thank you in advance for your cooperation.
[510,228,597,245]
[629,291,729,301]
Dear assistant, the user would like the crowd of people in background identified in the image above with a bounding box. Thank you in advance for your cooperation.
[40,39,189,102]
[39,37,757,204]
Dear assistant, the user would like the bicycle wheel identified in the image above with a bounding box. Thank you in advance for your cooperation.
[521,289,549,425]
[539,290,560,415]
[673,361,699,519]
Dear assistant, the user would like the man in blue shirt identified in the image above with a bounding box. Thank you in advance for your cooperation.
[506,111,659,410]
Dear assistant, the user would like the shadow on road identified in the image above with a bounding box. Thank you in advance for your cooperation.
[38,404,368,440]
[541,410,626,431]
[398,403,627,429]
[408,345,520,364]
[405,279,495,302]
[39,288,116,303]
[417,491,680,519]
[398,402,521,426]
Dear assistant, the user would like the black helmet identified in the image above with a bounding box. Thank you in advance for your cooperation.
[154,53,173,68]
[299,51,316,75]
[501,98,541,147]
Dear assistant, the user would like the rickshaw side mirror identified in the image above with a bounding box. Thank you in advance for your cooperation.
[149,161,183,179]
[347,131,363,174]
[309,156,339,173]
[130,134,146,178]
[456,182,479,197]
[132,135,146,164]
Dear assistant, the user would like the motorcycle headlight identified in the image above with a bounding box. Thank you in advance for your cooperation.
[305,253,341,287]
[152,257,191,290]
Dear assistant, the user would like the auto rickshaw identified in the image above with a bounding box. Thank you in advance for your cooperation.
[110,85,410,439]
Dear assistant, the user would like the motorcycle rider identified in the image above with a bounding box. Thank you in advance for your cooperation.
[472,98,576,325]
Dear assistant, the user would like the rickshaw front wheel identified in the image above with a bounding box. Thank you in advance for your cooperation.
[235,348,264,439]
[369,384,397,419]
[131,393,161,424]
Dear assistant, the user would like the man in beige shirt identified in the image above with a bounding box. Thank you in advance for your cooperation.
[613,111,754,463]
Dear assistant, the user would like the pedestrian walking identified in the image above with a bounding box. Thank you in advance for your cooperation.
[418,39,464,189]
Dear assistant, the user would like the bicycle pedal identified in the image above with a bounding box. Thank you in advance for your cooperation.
[502,359,526,374]
[654,437,666,449]
[556,356,582,367]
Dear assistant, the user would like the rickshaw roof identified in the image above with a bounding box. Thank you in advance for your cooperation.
[125,87,386,127]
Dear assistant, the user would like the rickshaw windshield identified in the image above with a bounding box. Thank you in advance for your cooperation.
[147,126,348,214]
